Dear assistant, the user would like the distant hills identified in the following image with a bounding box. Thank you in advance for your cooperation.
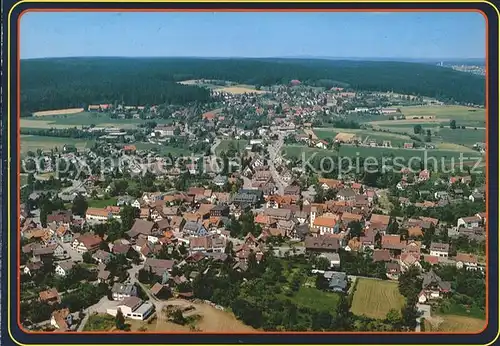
[20,57,486,114]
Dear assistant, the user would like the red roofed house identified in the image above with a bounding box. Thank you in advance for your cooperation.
[72,234,102,254]
[123,145,137,153]
[455,253,479,270]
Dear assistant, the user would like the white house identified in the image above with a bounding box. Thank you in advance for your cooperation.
[429,242,450,258]
[107,297,155,321]
[455,253,479,270]
[55,261,76,277]
[457,215,481,229]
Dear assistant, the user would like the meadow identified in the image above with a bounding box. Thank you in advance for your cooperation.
[350,278,405,320]
[21,111,171,129]
[282,145,482,163]
[20,135,95,154]
[216,139,249,155]
[424,315,486,333]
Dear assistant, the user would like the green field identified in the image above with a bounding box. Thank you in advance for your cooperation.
[350,278,405,320]
[83,314,116,331]
[289,286,341,312]
[134,142,193,156]
[21,135,95,154]
[282,144,482,163]
[216,139,249,154]
[88,197,118,208]
[21,111,172,129]
[314,128,411,146]
[434,128,486,147]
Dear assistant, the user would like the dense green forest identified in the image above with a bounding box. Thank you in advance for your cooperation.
[21,57,485,115]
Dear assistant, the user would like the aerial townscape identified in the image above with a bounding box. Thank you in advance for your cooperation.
[18,12,487,335]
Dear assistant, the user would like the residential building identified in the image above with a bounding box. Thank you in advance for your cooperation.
[418,271,451,303]
[107,297,155,321]
[112,283,138,301]
[72,234,102,254]
[429,242,450,258]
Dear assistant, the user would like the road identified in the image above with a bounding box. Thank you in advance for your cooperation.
[267,132,286,195]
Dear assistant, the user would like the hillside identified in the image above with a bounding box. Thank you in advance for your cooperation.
[20,57,485,115]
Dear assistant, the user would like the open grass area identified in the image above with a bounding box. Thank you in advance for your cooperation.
[216,139,249,154]
[214,85,267,94]
[88,197,118,208]
[83,313,116,331]
[350,278,405,320]
[21,135,94,154]
[314,128,411,146]
[290,286,341,312]
[21,112,172,130]
[33,108,85,116]
[282,144,483,163]
[435,128,486,147]
[134,142,193,156]
[399,105,486,121]
[424,315,486,333]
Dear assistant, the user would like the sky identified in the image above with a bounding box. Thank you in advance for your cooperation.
[20,11,486,60]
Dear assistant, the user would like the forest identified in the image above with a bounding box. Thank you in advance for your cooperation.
[21,57,485,115]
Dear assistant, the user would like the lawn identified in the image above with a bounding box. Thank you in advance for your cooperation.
[21,135,95,154]
[350,278,405,320]
[435,128,486,147]
[216,139,249,154]
[134,142,193,156]
[399,105,486,121]
[83,313,116,331]
[88,197,118,208]
[282,144,483,163]
[21,111,172,129]
[424,315,486,333]
[290,287,341,312]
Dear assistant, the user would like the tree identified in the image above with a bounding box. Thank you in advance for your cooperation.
[450,120,457,129]
[82,252,94,264]
[413,125,422,134]
[315,257,330,271]
[115,309,125,330]
[315,275,329,290]
[385,309,402,330]
[170,309,186,325]
[348,221,363,238]
[120,205,140,232]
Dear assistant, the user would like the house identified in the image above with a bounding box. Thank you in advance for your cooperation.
[143,258,175,283]
[318,252,341,268]
[112,243,133,256]
[98,269,112,284]
[127,219,157,238]
[372,249,391,262]
[149,283,171,301]
[457,215,482,229]
[47,210,72,225]
[85,207,114,222]
[429,242,449,258]
[92,250,114,264]
[50,308,73,331]
[455,253,479,270]
[39,288,61,305]
[55,225,73,243]
[318,178,342,190]
[326,271,348,293]
[312,214,339,235]
[418,169,430,181]
[369,214,390,230]
[305,236,340,253]
[385,262,401,280]
[72,234,102,254]
[469,193,484,202]
[107,297,155,321]
[381,235,406,251]
[112,283,138,301]
[399,253,422,272]
[210,204,229,217]
[55,260,76,277]
[337,188,356,202]
[418,271,451,303]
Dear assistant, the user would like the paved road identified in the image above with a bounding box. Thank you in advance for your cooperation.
[267,133,286,195]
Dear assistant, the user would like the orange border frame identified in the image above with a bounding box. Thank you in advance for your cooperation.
[15,8,490,336]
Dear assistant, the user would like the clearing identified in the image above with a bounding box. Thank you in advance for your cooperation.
[20,135,94,154]
[289,286,340,312]
[214,86,267,94]
[350,278,405,320]
[129,300,255,332]
[33,108,84,116]
[424,314,486,333]
[216,139,249,154]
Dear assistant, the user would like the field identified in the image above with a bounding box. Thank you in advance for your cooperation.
[214,86,267,94]
[350,278,406,320]
[21,112,171,130]
[282,145,483,163]
[88,197,118,208]
[33,108,84,116]
[290,286,341,312]
[121,300,255,332]
[314,128,411,147]
[424,315,486,333]
[216,139,249,154]
[134,142,193,156]
[21,135,95,154]
[83,314,116,331]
